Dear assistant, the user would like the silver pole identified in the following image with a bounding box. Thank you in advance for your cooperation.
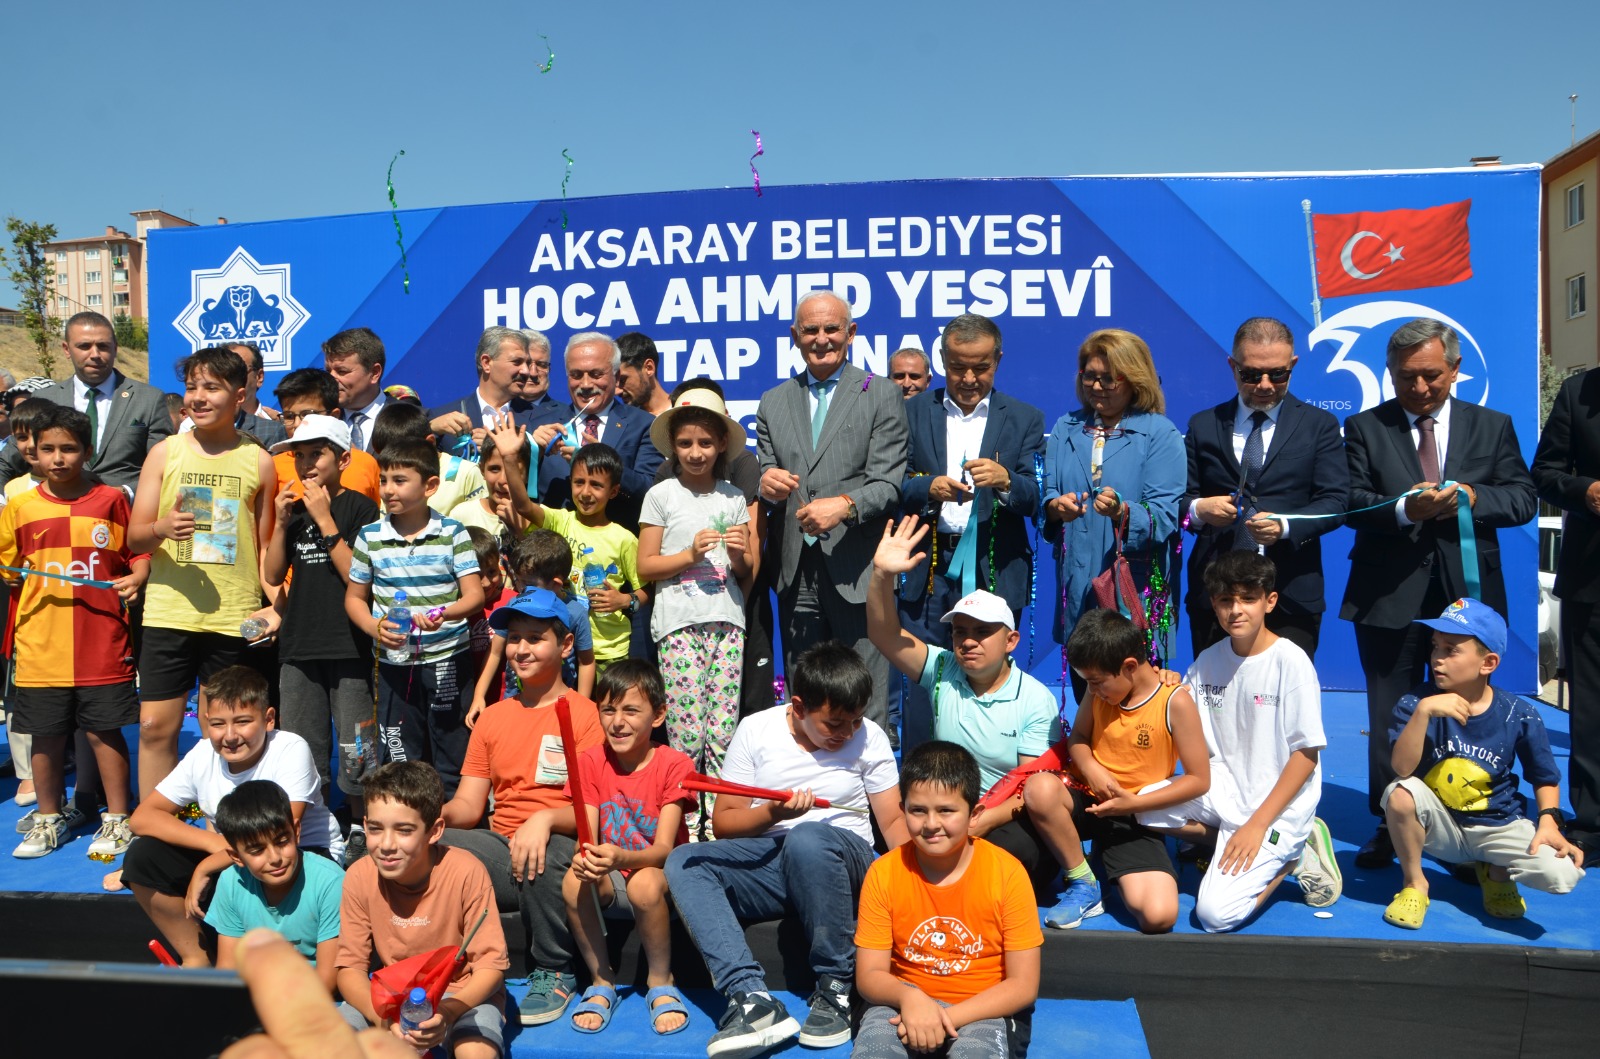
[1302,199,1322,328]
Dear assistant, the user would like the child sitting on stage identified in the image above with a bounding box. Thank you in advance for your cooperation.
[562,661,695,1035]
[1381,598,1585,929]
[207,780,344,990]
[337,762,510,1058]
[854,741,1041,1059]
[1136,550,1341,931]
[665,641,908,1059]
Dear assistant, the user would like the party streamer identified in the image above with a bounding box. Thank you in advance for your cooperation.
[748,129,764,196]
[561,148,574,229]
[386,150,410,293]
[538,34,554,73]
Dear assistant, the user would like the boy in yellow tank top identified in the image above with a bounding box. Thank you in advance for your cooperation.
[130,347,278,803]
[1024,609,1210,933]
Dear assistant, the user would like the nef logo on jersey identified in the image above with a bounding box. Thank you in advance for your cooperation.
[173,247,310,372]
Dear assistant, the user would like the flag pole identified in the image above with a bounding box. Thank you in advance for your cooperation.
[1301,199,1323,327]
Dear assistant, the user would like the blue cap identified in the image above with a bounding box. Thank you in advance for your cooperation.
[1413,597,1507,655]
[488,587,570,631]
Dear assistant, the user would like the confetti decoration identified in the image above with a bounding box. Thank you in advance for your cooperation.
[748,129,764,196]
[386,150,411,294]
[538,34,555,73]
[561,148,574,229]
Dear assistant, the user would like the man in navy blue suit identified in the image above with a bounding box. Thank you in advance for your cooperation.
[898,314,1045,748]
[426,326,543,454]
[529,331,663,534]
[1182,317,1349,660]
[512,328,561,413]
[1342,317,1537,867]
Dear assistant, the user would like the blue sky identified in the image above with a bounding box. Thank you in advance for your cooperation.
[2,0,1596,308]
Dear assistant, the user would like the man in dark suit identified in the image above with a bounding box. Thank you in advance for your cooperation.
[757,290,910,730]
[321,327,388,453]
[1183,317,1348,659]
[0,311,172,494]
[1342,318,1537,867]
[513,328,561,412]
[1532,366,1600,859]
[898,314,1043,747]
[528,331,663,534]
[426,326,542,454]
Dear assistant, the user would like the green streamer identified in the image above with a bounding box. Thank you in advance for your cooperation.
[561,148,574,229]
[386,150,410,294]
[538,34,554,73]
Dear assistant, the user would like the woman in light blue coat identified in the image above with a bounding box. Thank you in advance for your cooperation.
[1043,329,1184,692]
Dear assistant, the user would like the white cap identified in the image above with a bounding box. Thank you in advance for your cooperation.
[939,589,1015,631]
[269,413,352,454]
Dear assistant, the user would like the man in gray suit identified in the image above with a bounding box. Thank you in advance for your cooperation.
[757,290,909,729]
[0,311,173,494]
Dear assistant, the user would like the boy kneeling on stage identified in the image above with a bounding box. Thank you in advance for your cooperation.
[1381,598,1584,930]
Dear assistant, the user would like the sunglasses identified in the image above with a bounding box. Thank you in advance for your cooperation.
[1232,362,1293,385]
[1078,371,1126,390]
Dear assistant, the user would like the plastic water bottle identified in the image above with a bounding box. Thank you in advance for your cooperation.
[239,617,269,644]
[399,986,432,1035]
[386,591,413,664]
[580,548,611,592]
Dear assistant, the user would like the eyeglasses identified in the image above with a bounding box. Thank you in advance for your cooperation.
[1232,363,1293,385]
[1078,371,1126,390]
[279,409,326,425]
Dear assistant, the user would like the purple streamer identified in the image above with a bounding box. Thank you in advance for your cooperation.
[749,129,764,197]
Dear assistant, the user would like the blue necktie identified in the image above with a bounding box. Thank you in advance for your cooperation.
[1234,410,1268,549]
[803,380,835,545]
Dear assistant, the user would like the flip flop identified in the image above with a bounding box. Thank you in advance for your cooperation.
[1383,887,1429,929]
[1475,862,1526,919]
[570,984,618,1033]
[645,984,690,1036]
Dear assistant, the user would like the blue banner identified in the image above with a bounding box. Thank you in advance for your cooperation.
[149,167,1542,691]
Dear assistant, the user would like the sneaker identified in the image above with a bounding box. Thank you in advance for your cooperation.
[518,967,578,1026]
[86,813,133,860]
[15,804,86,836]
[1296,817,1343,908]
[13,813,74,858]
[1043,876,1103,930]
[343,827,368,868]
[798,975,851,1048]
[706,991,800,1059]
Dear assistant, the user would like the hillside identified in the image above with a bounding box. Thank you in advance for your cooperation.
[0,324,149,385]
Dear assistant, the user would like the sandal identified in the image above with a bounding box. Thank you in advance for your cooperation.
[645,984,690,1036]
[1475,862,1526,919]
[1383,887,1429,930]
[570,984,618,1033]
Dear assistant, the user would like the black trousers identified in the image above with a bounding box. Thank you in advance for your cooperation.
[1353,580,1448,818]
[1564,600,1600,844]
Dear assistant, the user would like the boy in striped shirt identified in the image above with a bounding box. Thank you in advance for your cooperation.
[345,440,485,796]
[2,405,149,859]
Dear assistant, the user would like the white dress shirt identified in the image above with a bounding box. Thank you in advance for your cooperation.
[1394,397,1453,527]
[73,373,119,450]
[939,394,991,534]
[475,387,511,431]
[346,394,387,451]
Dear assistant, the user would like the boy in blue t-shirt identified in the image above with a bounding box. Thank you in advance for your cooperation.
[206,780,343,991]
[1382,598,1586,930]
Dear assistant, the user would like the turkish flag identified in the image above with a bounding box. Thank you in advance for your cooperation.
[1312,200,1472,298]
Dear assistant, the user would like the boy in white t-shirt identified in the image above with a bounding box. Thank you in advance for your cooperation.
[664,642,910,1059]
[122,666,344,965]
[1137,550,1341,932]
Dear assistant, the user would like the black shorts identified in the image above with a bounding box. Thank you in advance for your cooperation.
[138,628,248,702]
[120,835,211,897]
[1069,787,1178,881]
[11,682,139,738]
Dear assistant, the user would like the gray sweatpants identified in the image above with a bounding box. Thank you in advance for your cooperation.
[442,827,577,972]
[852,1003,1029,1059]
[277,658,376,797]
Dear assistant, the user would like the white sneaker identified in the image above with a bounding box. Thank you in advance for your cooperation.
[1297,816,1343,908]
[14,813,74,858]
[15,804,86,835]
[87,813,133,859]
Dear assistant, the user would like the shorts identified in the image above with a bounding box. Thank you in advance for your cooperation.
[339,997,505,1055]
[120,836,211,898]
[10,682,139,738]
[138,627,249,702]
[1068,787,1176,881]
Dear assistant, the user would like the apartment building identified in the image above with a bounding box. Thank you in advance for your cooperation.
[1543,129,1600,375]
[44,210,204,323]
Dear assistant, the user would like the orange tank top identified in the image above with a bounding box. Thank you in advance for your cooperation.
[1088,682,1179,792]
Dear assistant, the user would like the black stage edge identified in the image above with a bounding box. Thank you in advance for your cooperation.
[6,892,1597,1059]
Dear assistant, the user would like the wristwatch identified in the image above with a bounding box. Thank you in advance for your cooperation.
[627,596,639,616]
[1539,806,1565,825]
[315,530,343,552]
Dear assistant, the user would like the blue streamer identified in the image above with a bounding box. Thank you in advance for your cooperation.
[2,564,116,589]
[1457,488,1481,598]
[944,517,979,595]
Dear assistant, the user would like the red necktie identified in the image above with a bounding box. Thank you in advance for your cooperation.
[1416,415,1440,483]
[583,414,601,446]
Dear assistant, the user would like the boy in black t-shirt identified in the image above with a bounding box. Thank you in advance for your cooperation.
[264,414,379,865]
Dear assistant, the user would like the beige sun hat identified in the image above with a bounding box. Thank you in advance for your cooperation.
[649,386,748,457]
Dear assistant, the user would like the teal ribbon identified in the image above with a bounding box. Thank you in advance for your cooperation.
[1457,488,1481,598]
[944,521,979,595]
[527,438,541,500]
[2,564,116,589]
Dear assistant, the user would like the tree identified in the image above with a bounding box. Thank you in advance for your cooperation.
[1539,342,1564,427]
[1,217,60,377]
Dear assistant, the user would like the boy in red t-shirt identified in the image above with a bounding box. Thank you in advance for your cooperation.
[439,587,603,1028]
[562,660,694,1036]
[854,741,1042,1059]
[3,404,149,860]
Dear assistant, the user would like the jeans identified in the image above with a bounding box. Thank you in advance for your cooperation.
[664,820,875,997]
[442,827,576,971]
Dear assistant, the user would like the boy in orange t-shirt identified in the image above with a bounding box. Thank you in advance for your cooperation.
[855,741,1041,1059]
[439,587,603,1028]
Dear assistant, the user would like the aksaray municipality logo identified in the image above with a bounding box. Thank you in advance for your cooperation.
[173,247,310,371]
